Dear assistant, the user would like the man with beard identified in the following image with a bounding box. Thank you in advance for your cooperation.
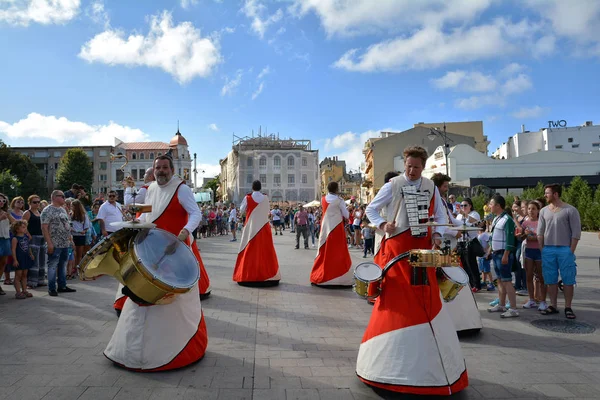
[104,155,208,371]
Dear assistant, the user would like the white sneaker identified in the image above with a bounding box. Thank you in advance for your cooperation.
[538,301,548,311]
[488,305,507,313]
[500,308,520,318]
[522,300,537,309]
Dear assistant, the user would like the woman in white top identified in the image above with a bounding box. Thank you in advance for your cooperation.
[456,198,481,240]
[456,198,482,292]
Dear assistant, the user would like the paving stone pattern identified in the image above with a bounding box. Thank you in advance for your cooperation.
[0,231,599,399]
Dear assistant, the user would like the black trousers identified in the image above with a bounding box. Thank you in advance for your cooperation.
[460,244,482,290]
[296,225,308,248]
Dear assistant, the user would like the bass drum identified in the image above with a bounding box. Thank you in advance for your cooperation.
[437,266,469,302]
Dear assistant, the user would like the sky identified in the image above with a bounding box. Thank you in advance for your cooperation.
[1,0,600,182]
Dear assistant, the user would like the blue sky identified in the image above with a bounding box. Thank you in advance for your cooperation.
[1,0,600,180]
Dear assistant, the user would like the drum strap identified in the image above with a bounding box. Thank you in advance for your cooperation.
[122,286,154,307]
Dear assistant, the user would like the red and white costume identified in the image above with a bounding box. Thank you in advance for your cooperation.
[233,192,280,286]
[310,193,352,286]
[104,177,208,371]
[359,174,468,395]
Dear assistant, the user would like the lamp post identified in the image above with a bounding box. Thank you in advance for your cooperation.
[427,127,452,177]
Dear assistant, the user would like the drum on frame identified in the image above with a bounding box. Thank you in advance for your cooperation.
[437,266,469,302]
[79,228,199,305]
[353,262,383,301]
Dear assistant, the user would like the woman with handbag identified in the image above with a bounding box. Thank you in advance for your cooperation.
[457,198,483,292]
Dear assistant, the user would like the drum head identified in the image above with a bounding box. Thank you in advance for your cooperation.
[441,267,469,284]
[133,228,199,289]
[355,262,382,281]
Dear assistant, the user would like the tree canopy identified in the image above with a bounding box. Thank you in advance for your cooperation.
[0,140,46,199]
[55,148,94,191]
[204,175,220,200]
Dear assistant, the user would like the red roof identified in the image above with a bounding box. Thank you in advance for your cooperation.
[170,130,188,146]
[118,142,170,150]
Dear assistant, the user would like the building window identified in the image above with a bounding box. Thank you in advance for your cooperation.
[53,151,61,157]
[555,145,563,149]
[592,143,600,147]
[100,162,107,170]
[158,152,162,156]
[247,174,253,184]
[150,152,154,159]
[302,157,307,167]
[131,170,138,180]
[85,150,94,157]
[99,150,108,157]
[568,138,573,143]
[33,151,47,158]
[288,174,295,184]
[287,156,294,167]
[302,174,307,184]
[132,153,137,160]
[274,174,281,185]
[139,169,145,179]
[572,144,579,148]
[260,174,266,184]
[116,170,124,181]
[274,156,281,167]
[247,157,253,167]
[259,156,267,166]
[179,168,182,176]
[54,163,58,170]
[140,153,145,160]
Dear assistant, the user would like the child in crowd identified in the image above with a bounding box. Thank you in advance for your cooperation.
[477,224,494,291]
[361,222,374,258]
[11,220,34,299]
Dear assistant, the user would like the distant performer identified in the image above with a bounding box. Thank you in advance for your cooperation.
[310,182,353,287]
[233,180,280,286]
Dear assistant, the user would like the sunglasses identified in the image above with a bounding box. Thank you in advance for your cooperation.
[461,204,469,207]
[109,195,116,198]
[31,201,40,204]
[55,194,65,198]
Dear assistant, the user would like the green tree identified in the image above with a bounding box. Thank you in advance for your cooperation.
[55,148,93,191]
[203,175,220,200]
[0,169,22,198]
[521,181,546,202]
[563,176,592,212]
[0,140,46,199]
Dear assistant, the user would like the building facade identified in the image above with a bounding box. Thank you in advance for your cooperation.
[414,121,489,153]
[10,129,192,197]
[319,156,362,200]
[220,135,320,205]
[492,121,599,159]
[362,126,477,202]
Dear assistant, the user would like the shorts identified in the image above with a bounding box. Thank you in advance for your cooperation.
[272,220,281,227]
[348,225,355,233]
[230,221,236,231]
[541,246,577,285]
[0,238,11,257]
[73,235,86,247]
[492,251,514,282]
[353,224,361,232]
[524,248,541,261]
[478,257,491,273]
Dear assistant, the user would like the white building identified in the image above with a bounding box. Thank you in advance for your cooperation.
[424,144,600,193]
[492,121,599,159]
[220,135,320,204]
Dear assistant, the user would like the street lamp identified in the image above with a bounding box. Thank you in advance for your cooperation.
[427,127,452,177]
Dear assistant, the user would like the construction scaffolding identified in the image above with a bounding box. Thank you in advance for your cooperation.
[232,129,312,152]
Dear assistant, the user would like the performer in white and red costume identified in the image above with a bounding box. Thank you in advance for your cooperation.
[310,181,353,287]
[359,146,468,396]
[104,156,208,371]
[114,167,156,316]
[233,180,280,286]
[432,172,483,333]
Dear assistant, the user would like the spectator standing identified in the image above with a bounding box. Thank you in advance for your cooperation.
[294,205,309,249]
[477,225,494,291]
[11,220,34,299]
[229,203,238,242]
[88,203,101,246]
[64,184,79,199]
[41,190,77,297]
[512,201,527,295]
[361,222,374,258]
[353,206,364,249]
[448,194,460,216]
[270,205,283,235]
[487,194,519,318]
[307,207,316,247]
[537,184,581,319]
[97,190,124,237]
[521,200,547,310]
[457,198,483,292]
[0,193,17,295]
[289,207,296,233]
[71,200,91,275]
[23,195,47,288]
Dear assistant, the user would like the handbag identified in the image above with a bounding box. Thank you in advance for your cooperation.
[467,236,486,257]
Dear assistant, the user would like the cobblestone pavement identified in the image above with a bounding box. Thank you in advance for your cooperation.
[0,230,599,400]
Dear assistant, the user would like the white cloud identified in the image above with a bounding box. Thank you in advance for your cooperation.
[511,106,548,119]
[526,0,600,43]
[257,65,270,80]
[0,113,150,145]
[454,95,504,110]
[431,70,497,92]
[208,123,219,131]
[501,73,532,95]
[79,11,222,84]
[0,0,80,26]
[221,69,243,96]
[251,82,264,100]
[197,163,221,179]
[290,0,492,38]
[323,129,382,170]
[241,0,283,39]
[500,63,525,77]
[86,0,108,28]
[180,0,198,9]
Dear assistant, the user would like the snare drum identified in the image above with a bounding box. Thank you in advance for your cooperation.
[353,263,383,300]
[437,267,469,302]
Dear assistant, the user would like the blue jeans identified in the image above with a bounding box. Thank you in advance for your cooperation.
[47,247,68,292]
[492,251,514,282]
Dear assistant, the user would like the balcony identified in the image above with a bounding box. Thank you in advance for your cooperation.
[273,183,281,187]
[287,183,295,188]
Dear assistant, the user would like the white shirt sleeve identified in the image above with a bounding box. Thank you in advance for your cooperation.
[339,201,349,220]
[177,184,201,234]
[124,187,135,205]
[432,187,449,235]
[365,182,392,229]
[240,196,248,214]
[96,202,108,221]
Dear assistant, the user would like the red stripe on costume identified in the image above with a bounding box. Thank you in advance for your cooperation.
[358,367,468,395]
[105,311,208,372]
[113,296,127,311]
[233,223,279,282]
[243,194,259,226]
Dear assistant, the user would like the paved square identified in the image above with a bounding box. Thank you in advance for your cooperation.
[0,231,599,399]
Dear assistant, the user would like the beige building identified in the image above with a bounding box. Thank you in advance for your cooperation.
[414,121,489,154]
[10,129,193,197]
[220,134,320,204]
[362,126,477,201]
[319,156,361,199]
